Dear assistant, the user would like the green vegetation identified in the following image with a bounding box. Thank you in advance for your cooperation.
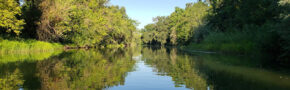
[1,0,289,89]
[2,0,286,59]
[0,0,25,35]
[0,0,141,52]
[141,2,209,45]
[0,39,62,53]
[184,27,275,54]
[141,0,290,61]
[0,50,62,63]
[36,0,140,47]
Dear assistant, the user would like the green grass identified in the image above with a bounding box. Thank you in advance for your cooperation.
[0,39,63,53]
[183,28,277,55]
[105,44,125,48]
[185,32,259,54]
[0,50,63,63]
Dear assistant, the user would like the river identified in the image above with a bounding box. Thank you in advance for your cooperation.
[0,47,289,90]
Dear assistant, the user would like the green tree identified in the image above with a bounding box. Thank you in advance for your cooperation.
[207,0,280,31]
[0,0,25,35]
[142,2,209,45]
[36,0,139,47]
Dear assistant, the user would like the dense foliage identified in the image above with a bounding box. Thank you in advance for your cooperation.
[0,38,62,53]
[0,0,25,36]
[142,0,289,61]
[0,0,140,48]
[142,2,209,45]
[0,0,288,60]
[36,0,140,46]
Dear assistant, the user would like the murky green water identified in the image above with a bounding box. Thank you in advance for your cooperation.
[0,47,290,90]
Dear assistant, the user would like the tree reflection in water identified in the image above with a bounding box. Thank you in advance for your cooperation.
[141,47,212,90]
[0,48,139,89]
[141,47,290,90]
[1,47,290,90]
[37,49,137,89]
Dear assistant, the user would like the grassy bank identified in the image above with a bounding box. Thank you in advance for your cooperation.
[0,39,63,53]
[0,50,63,63]
[183,28,279,55]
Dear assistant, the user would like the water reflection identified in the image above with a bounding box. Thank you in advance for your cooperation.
[141,47,290,90]
[141,47,212,90]
[0,51,62,89]
[199,54,290,90]
[0,48,138,89]
[0,47,290,90]
[37,49,137,89]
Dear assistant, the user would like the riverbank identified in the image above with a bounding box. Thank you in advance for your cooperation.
[0,39,63,53]
[177,29,290,66]
[0,38,132,53]
[181,29,279,55]
[0,50,63,63]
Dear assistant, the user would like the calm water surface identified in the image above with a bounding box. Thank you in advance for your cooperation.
[0,47,290,90]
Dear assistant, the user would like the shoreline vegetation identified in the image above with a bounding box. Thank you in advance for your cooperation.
[141,1,289,62]
[1,0,141,52]
[0,49,63,63]
[179,30,268,55]
[0,38,62,53]
[0,0,289,64]
[0,38,129,53]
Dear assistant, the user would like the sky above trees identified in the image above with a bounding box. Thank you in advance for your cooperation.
[110,0,197,29]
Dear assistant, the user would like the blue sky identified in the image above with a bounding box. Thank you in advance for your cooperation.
[109,0,197,29]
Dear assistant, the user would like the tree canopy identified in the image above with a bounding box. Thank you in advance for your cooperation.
[141,0,289,60]
[142,2,209,45]
[35,0,139,46]
[1,0,141,47]
[0,0,25,35]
